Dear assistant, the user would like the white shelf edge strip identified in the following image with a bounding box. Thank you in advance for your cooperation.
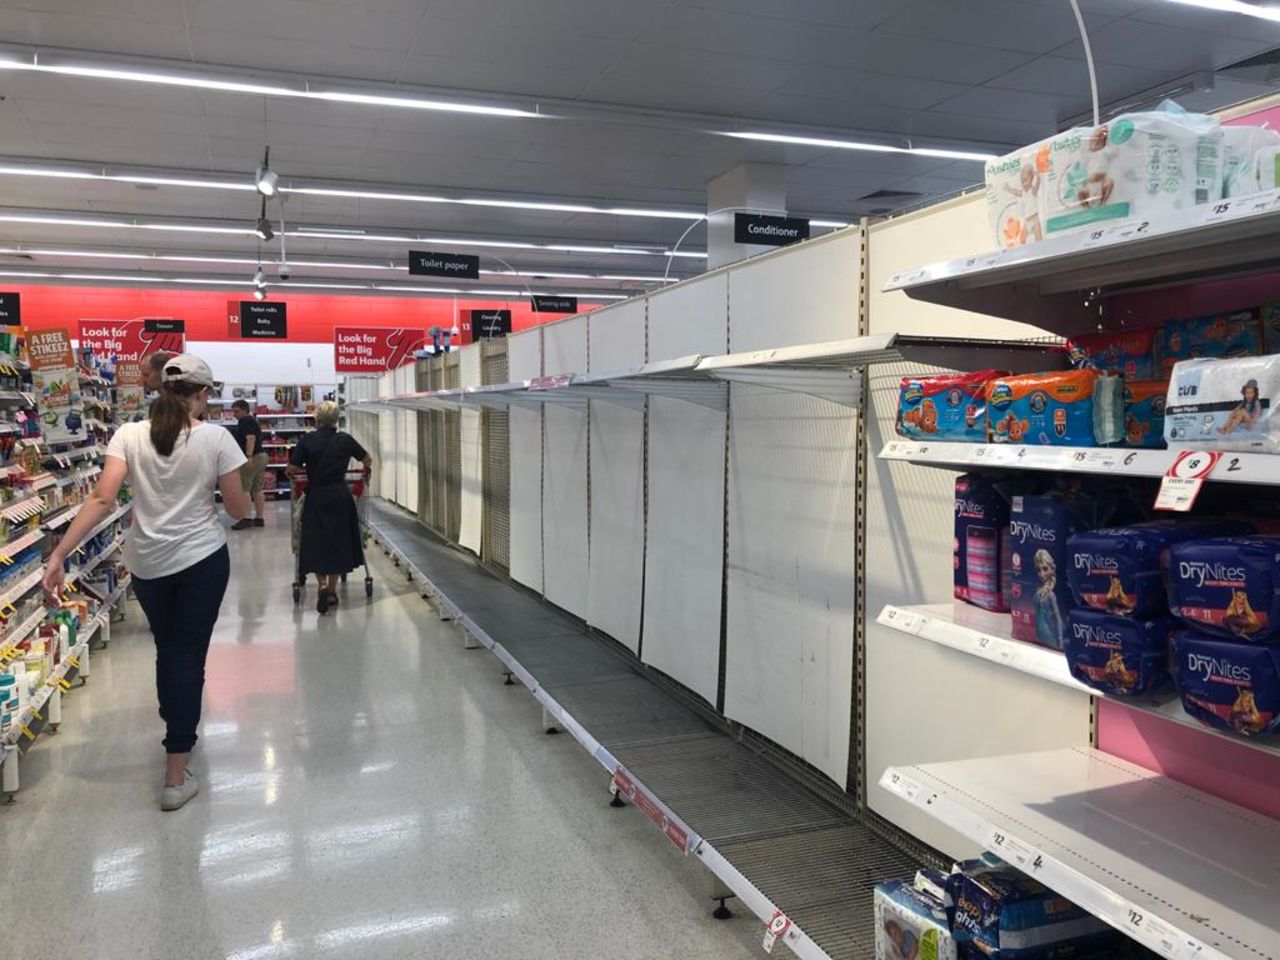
[2,640,88,749]
[0,569,42,610]
[363,515,835,960]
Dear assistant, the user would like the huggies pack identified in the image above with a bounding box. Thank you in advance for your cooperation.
[1067,519,1250,618]
[1009,494,1099,649]
[1067,327,1157,380]
[897,371,1006,442]
[954,474,1012,612]
[874,881,958,960]
[1173,633,1280,736]
[987,371,1124,447]
[1158,309,1263,375]
[1164,355,1280,454]
[1170,536,1280,641]
[1065,609,1176,696]
[1122,379,1169,449]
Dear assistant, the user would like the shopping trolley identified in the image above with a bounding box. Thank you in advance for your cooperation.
[290,469,374,604]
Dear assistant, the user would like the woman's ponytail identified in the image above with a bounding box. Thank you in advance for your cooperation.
[150,381,203,455]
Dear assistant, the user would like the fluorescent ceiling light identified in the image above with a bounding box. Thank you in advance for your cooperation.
[1162,0,1280,20]
[0,52,538,118]
[810,219,849,228]
[722,131,997,162]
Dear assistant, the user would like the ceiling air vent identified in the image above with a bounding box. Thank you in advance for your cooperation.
[859,189,923,201]
[0,252,35,262]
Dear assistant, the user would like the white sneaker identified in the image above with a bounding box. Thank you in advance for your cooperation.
[161,770,199,811]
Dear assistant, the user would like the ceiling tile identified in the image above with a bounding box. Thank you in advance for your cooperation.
[635,5,858,62]
[771,65,968,111]
[821,33,1037,85]
[983,55,1167,102]
[873,0,1107,55]
[1083,17,1275,71]
[0,8,193,58]
[927,85,1074,125]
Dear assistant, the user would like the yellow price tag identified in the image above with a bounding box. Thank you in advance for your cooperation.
[65,655,79,668]
[58,678,71,691]
[19,723,34,740]
[66,582,77,594]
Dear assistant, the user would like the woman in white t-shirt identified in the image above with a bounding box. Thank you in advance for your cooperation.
[42,355,251,811]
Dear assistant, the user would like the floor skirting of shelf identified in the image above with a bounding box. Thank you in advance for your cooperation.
[365,498,916,960]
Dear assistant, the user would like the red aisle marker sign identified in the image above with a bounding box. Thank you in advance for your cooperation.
[333,327,426,374]
[762,911,792,953]
[1155,451,1222,512]
[611,767,690,853]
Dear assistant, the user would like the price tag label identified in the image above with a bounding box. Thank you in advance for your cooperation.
[885,770,923,801]
[1201,199,1237,225]
[1077,226,1115,249]
[761,911,792,954]
[882,607,924,635]
[1155,451,1221,512]
[987,828,1040,871]
[889,268,929,288]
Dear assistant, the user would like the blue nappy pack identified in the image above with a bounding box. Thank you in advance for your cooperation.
[1169,535,1280,642]
[1173,633,1280,736]
[1009,494,1100,649]
[1065,609,1177,696]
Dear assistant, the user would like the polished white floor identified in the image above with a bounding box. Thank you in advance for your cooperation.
[1,506,760,959]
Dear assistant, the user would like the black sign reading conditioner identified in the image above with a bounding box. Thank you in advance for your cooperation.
[734,213,810,247]
[409,250,481,280]
[239,301,288,339]
[144,318,186,333]
[471,309,512,339]
[531,295,578,314]
[0,292,18,326]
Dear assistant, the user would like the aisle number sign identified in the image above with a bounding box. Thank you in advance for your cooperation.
[333,327,426,374]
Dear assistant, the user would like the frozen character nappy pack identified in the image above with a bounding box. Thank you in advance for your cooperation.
[875,880,957,960]
[1067,519,1249,619]
[1157,309,1262,374]
[1169,535,1280,641]
[897,371,1007,442]
[954,474,1012,613]
[1122,379,1168,448]
[1065,609,1176,696]
[1067,326,1158,380]
[987,371,1124,447]
[1164,355,1280,453]
[1010,494,1101,648]
[1173,633,1280,736]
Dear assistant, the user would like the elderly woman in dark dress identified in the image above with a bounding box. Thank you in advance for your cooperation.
[286,400,372,614]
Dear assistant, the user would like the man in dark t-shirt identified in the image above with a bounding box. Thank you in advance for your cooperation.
[230,399,267,529]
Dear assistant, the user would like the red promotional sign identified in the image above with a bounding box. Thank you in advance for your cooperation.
[611,767,690,853]
[333,326,425,374]
[78,319,186,387]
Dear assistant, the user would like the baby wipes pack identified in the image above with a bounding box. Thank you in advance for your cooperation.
[1122,379,1169,448]
[1067,519,1249,618]
[1067,327,1157,380]
[1158,309,1262,374]
[1170,535,1280,641]
[987,370,1124,447]
[955,474,1012,613]
[1065,609,1176,696]
[1222,124,1280,198]
[1009,494,1100,648]
[1173,633,1280,736]
[875,880,958,960]
[898,370,1007,442]
[950,865,1118,960]
[1164,355,1280,453]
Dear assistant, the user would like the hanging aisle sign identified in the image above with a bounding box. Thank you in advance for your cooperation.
[531,295,578,314]
[240,302,288,339]
[472,309,512,339]
[28,328,83,443]
[734,213,810,246]
[0,293,19,326]
[408,250,480,279]
[144,318,185,333]
[334,327,427,374]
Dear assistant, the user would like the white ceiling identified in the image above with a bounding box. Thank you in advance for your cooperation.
[1,0,1279,293]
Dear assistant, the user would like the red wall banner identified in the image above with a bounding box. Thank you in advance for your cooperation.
[78,319,187,387]
[334,326,427,374]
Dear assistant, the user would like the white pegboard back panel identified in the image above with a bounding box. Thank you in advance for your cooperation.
[458,345,483,555]
[507,328,543,592]
[542,316,589,619]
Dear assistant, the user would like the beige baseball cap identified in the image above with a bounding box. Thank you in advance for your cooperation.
[161,354,216,388]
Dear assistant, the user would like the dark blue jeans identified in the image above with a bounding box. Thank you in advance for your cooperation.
[131,545,230,754]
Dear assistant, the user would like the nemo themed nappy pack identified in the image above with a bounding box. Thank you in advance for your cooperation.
[896,371,1006,442]
[986,370,1124,447]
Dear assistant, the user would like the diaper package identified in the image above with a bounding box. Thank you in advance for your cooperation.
[987,371,1124,447]
[875,880,958,960]
[1065,609,1177,696]
[955,474,1012,612]
[1170,535,1280,641]
[1009,494,1101,648]
[1173,633,1280,736]
[950,865,1119,959]
[1122,379,1169,448]
[1262,300,1280,356]
[1067,519,1249,618]
[898,371,1007,442]
[1222,124,1280,197]
[1067,327,1157,380]
[1158,309,1262,374]
[1164,355,1280,453]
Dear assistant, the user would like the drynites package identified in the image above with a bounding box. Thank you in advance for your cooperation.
[1067,327,1157,380]
[1169,536,1280,641]
[1009,495,1099,649]
[1173,633,1280,736]
[1122,379,1169,449]
[1065,609,1176,696]
[1067,519,1249,618]
[955,474,1012,613]
[897,371,1008,442]
[1165,355,1280,454]
[875,880,958,960]
[987,371,1123,447]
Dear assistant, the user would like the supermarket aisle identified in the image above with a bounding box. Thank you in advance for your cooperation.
[0,504,760,960]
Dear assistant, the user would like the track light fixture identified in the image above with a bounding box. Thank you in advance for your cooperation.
[254,197,274,242]
[253,266,266,287]
[252,286,267,301]
[255,146,278,197]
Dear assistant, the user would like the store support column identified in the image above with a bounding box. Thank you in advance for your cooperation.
[706,163,786,270]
